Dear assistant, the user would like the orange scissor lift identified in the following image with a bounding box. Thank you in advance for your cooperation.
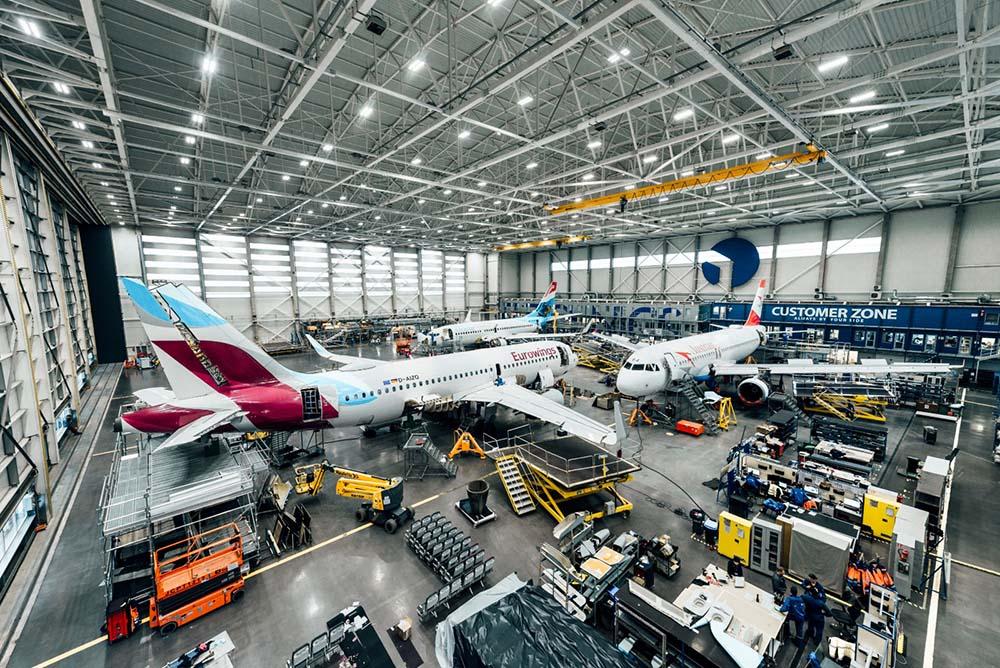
[148,523,247,636]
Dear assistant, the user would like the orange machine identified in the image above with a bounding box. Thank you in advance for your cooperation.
[148,523,246,636]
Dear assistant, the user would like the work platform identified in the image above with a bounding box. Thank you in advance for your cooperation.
[485,427,640,522]
[98,409,267,605]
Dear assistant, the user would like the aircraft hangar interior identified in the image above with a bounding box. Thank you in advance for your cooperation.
[0,1,998,667]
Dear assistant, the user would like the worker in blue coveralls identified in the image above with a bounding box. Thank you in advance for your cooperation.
[803,573,827,602]
[801,585,832,647]
[779,585,807,647]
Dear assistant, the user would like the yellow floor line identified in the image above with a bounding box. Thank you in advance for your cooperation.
[90,450,116,457]
[32,637,105,668]
[32,491,445,668]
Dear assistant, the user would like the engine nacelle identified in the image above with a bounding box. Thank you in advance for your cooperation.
[737,376,770,405]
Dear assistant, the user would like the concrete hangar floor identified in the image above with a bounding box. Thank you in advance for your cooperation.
[4,344,999,668]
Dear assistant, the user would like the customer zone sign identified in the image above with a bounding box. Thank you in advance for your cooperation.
[768,305,900,325]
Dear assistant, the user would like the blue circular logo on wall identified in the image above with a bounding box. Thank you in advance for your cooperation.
[702,237,760,289]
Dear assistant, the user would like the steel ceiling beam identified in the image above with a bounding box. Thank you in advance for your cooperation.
[79,0,139,225]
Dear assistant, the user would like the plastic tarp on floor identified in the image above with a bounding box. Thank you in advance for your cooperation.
[435,574,631,668]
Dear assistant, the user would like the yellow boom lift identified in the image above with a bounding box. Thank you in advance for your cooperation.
[294,461,414,534]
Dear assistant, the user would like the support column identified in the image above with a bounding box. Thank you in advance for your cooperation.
[608,244,615,295]
[326,241,336,318]
[817,219,831,296]
[768,225,779,294]
[873,213,891,293]
[244,237,259,342]
[692,236,701,295]
[943,205,965,294]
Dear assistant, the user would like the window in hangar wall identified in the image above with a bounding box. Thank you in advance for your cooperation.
[14,155,69,410]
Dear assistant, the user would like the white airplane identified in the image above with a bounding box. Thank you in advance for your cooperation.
[418,281,578,349]
[614,279,956,403]
[118,278,620,449]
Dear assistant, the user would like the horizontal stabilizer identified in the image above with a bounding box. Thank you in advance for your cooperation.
[133,387,176,406]
[154,408,242,451]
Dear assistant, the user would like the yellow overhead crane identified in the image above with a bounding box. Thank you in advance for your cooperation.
[546,145,827,216]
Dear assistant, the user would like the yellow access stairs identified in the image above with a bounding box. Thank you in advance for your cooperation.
[495,455,536,516]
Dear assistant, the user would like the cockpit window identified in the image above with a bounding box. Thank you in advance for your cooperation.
[625,362,660,372]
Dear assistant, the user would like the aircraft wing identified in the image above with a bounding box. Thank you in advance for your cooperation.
[590,333,646,352]
[712,360,957,376]
[155,408,244,451]
[305,334,387,368]
[454,381,617,447]
[504,332,582,341]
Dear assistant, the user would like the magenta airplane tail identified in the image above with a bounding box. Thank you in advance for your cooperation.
[152,283,297,387]
[744,279,766,327]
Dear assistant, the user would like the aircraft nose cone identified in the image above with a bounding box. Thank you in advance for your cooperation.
[616,372,643,397]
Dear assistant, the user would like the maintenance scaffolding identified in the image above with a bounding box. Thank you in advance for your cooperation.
[483,425,640,523]
[98,404,268,607]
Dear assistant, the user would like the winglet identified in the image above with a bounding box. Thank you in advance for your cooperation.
[613,399,627,445]
[744,279,766,327]
[305,333,337,362]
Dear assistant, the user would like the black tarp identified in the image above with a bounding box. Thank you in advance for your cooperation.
[450,585,631,668]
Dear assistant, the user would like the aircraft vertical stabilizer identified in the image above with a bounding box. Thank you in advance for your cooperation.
[744,279,766,327]
[154,283,296,386]
[119,277,217,400]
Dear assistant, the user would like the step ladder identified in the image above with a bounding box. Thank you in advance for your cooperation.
[773,391,813,428]
[677,380,720,434]
[403,432,457,479]
[495,455,535,516]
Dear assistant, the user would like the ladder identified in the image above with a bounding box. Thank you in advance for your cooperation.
[403,432,457,479]
[495,455,535,516]
[677,380,720,434]
[773,391,813,427]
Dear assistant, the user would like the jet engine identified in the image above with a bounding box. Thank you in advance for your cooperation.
[737,377,770,405]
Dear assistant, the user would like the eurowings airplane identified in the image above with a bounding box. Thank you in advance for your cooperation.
[117,278,618,449]
[614,279,955,403]
[418,281,577,349]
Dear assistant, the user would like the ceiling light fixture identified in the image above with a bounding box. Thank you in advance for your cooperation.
[52,82,70,95]
[681,169,694,177]
[493,199,502,205]
[885,149,905,157]
[92,162,103,169]
[417,198,426,204]
[407,57,425,72]
[755,151,774,159]
[458,129,471,139]
[672,108,694,121]
[866,123,889,134]
[410,156,422,165]
[179,156,191,165]
[443,189,453,195]
[191,113,204,124]
[642,154,658,164]
[722,133,741,145]
[299,159,309,167]
[517,95,533,106]
[16,18,42,38]
[587,140,601,149]
[849,89,876,104]
[72,120,86,130]
[282,174,290,181]
[201,55,217,74]
[526,162,538,170]
[582,173,595,181]
[255,197,263,203]
[817,54,848,72]
[81,140,94,149]
[359,105,373,118]
[184,135,196,144]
